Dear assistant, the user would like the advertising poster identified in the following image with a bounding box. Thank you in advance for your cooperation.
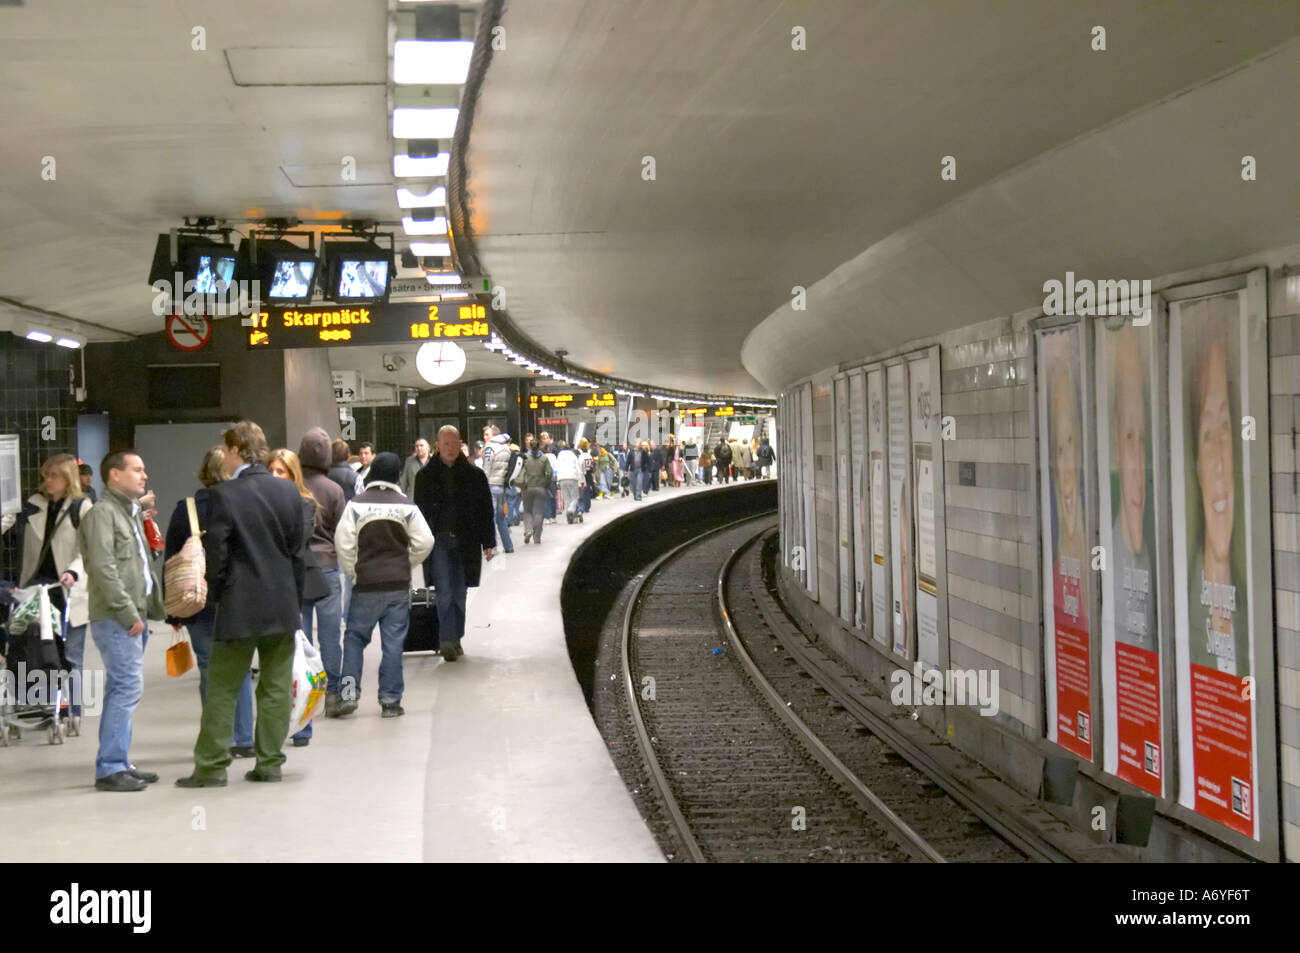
[0,434,20,516]
[910,355,940,672]
[1170,291,1258,839]
[867,368,889,646]
[835,377,853,623]
[850,371,869,632]
[1097,320,1163,796]
[1037,325,1093,760]
[886,362,913,660]
[800,383,817,596]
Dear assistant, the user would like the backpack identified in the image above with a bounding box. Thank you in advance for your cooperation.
[163,497,207,619]
[507,450,525,487]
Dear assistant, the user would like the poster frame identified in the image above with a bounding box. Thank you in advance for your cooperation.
[834,373,854,625]
[866,363,891,648]
[909,346,950,677]
[885,358,915,661]
[849,368,871,638]
[1163,268,1276,859]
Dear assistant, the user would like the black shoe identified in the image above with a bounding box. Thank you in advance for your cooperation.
[95,771,146,792]
[381,703,405,718]
[441,642,462,662]
[324,694,342,718]
[245,768,282,783]
[128,766,159,783]
[230,746,256,759]
[335,700,358,717]
[578,514,584,523]
[292,737,310,747]
[175,773,227,788]
[523,533,532,544]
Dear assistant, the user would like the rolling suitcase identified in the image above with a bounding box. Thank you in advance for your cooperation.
[405,587,440,654]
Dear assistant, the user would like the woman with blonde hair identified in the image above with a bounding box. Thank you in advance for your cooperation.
[164,446,257,757]
[267,449,330,740]
[1,452,94,727]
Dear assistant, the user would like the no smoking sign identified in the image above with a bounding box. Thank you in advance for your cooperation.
[166,312,213,351]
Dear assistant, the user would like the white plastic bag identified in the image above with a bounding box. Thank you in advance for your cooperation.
[286,629,327,739]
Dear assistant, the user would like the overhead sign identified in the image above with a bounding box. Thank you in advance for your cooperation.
[342,380,399,408]
[245,301,490,349]
[537,417,569,426]
[528,391,616,411]
[332,370,363,404]
[388,275,492,298]
[679,407,708,419]
[713,406,735,417]
[166,312,212,351]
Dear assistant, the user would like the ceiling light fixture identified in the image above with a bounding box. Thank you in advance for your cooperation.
[392,107,459,140]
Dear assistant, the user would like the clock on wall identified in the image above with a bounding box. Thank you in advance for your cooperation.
[416,340,467,386]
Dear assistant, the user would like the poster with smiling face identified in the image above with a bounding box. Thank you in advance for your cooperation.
[1038,325,1093,760]
[1097,320,1163,796]
[1170,291,1256,839]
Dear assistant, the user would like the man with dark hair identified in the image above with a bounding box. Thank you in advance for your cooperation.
[78,461,97,502]
[79,450,164,791]
[177,420,306,786]
[413,425,496,662]
[355,442,375,483]
[328,438,363,502]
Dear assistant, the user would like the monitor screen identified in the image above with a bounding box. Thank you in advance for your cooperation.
[192,253,236,294]
[268,258,316,299]
[147,364,221,409]
[337,259,389,298]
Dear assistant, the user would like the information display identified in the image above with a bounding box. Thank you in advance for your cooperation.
[246,301,491,349]
[529,392,616,411]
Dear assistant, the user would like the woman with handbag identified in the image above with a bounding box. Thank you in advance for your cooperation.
[164,447,257,758]
[266,449,331,738]
[0,453,93,728]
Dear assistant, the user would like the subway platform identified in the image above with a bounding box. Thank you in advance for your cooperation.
[0,484,737,863]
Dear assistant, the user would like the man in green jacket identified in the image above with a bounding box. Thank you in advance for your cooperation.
[78,450,164,792]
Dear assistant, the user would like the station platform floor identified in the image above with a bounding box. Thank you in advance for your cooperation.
[0,480,745,862]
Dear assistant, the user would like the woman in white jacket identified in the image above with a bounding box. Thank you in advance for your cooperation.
[1,453,94,722]
[553,443,582,524]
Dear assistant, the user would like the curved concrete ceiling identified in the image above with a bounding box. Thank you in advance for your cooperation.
[742,36,1300,392]
[463,0,1300,397]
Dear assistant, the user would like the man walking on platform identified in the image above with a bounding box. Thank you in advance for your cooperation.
[176,421,305,787]
[334,452,433,717]
[400,437,431,498]
[79,450,164,792]
[414,426,496,662]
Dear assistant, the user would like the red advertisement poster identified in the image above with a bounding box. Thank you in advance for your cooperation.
[1188,665,1253,835]
[1115,643,1161,791]
[1053,565,1092,759]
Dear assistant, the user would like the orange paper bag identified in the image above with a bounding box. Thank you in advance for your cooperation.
[166,636,196,678]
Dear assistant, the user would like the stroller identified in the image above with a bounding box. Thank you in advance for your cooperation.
[0,581,77,746]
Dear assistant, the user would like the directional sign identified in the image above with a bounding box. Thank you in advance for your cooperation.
[331,370,363,404]
[166,312,212,351]
[388,275,492,299]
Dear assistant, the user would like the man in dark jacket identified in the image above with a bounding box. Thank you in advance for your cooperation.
[295,427,346,733]
[176,421,305,787]
[714,438,733,484]
[328,438,362,502]
[413,425,496,662]
[334,452,433,716]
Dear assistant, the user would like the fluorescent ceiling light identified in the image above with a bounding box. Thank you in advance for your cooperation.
[425,272,463,285]
[25,329,52,343]
[438,291,469,299]
[393,107,459,140]
[408,241,450,257]
[394,40,474,85]
[55,337,81,349]
[397,186,446,209]
[394,153,450,177]
[403,215,448,236]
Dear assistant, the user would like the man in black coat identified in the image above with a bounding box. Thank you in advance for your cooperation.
[176,421,306,787]
[413,425,496,662]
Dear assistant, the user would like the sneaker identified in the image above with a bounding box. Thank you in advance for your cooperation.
[95,771,146,792]
[381,704,405,718]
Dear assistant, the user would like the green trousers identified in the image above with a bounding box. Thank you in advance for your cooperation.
[192,633,295,779]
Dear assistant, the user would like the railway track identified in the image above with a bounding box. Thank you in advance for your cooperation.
[621,516,1059,863]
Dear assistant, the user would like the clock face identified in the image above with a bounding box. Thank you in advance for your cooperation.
[416,340,467,386]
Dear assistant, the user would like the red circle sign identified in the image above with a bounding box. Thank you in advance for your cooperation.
[166,312,212,351]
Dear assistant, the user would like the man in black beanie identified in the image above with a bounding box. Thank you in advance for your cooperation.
[332,451,433,718]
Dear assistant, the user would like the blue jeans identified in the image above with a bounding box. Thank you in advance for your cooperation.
[430,541,468,645]
[187,615,254,748]
[598,472,609,496]
[506,486,521,525]
[90,619,149,779]
[340,590,410,705]
[543,482,557,519]
[64,623,86,716]
[340,571,353,629]
[296,568,341,740]
[490,484,513,552]
[630,470,642,500]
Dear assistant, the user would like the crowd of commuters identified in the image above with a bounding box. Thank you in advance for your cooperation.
[0,422,773,791]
